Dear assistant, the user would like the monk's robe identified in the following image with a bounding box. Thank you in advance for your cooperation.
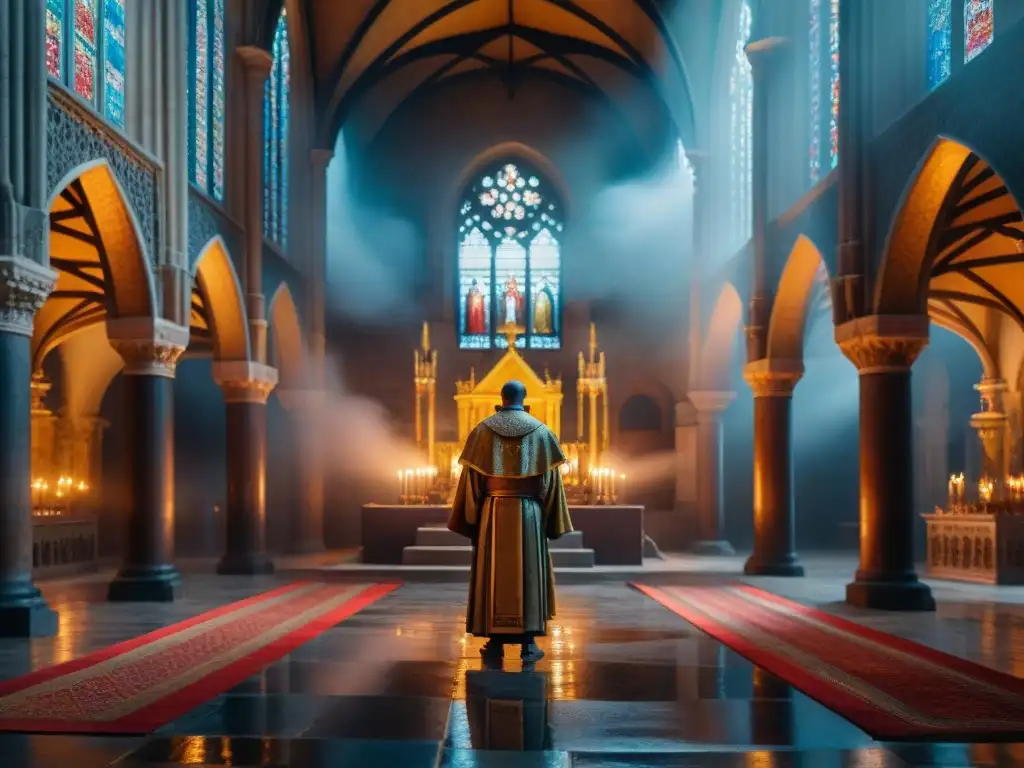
[448,407,573,638]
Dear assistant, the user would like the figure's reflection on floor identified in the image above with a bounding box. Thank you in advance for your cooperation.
[459,669,553,752]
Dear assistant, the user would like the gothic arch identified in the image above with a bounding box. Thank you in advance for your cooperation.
[699,280,744,390]
[190,237,250,360]
[34,160,157,369]
[766,235,830,361]
[268,282,308,389]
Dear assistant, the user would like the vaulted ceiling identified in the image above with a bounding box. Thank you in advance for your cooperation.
[303,0,701,148]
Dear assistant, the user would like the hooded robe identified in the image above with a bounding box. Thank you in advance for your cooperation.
[448,407,572,637]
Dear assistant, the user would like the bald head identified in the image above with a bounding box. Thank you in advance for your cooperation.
[500,380,527,409]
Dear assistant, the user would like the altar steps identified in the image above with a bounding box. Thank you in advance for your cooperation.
[402,526,595,567]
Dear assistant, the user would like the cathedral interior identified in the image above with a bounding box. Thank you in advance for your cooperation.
[1,0,1024,765]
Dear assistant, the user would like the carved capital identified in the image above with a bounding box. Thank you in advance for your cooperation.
[688,389,736,416]
[743,359,804,398]
[835,315,929,374]
[107,317,189,377]
[0,256,57,336]
[212,360,278,404]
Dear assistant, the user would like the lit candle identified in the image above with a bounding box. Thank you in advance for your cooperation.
[610,470,616,500]
[398,469,404,500]
[620,473,627,503]
[979,478,994,504]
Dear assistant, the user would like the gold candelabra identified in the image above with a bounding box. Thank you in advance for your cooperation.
[397,466,438,505]
[577,323,608,472]
[414,322,438,468]
[31,475,89,516]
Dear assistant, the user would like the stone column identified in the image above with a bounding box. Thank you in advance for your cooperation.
[276,389,325,553]
[743,359,804,576]
[0,259,58,636]
[213,361,278,574]
[106,318,188,602]
[125,0,190,323]
[837,315,934,611]
[743,37,785,362]
[308,149,332,388]
[688,390,736,555]
[236,47,274,364]
[971,378,1008,497]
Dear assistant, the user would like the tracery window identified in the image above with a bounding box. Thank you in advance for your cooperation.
[927,0,952,88]
[964,0,993,62]
[809,0,839,182]
[188,0,227,201]
[729,1,753,248]
[457,162,563,350]
[263,7,291,247]
[45,0,126,129]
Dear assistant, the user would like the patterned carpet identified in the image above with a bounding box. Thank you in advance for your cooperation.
[634,583,1024,740]
[0,582,397,734]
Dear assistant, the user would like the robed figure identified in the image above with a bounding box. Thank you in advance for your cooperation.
[500,275,526,327]
[465,278,487,335]
[449,380,572,664]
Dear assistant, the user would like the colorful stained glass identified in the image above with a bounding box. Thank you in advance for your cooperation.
[46,0,64,79]
[729,1,753,250]
[528,229,560,349]
[965,0,993,62]
[263,8,290,247]
[73,0,98,102]
[828,0,840,169]
[457,161,562,349]
[494,239,528,350]
[927,0,952,88]
[458,228,492,349]
[192,0,210,190]
[809,0,821,183]
[211,0,226,201]
[102,0,125,128]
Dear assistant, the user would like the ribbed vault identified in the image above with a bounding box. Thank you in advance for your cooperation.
[311,0,695,145]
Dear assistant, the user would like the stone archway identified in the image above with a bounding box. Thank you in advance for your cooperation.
[190,237,250,361]
[697,280,743,391]
[268,282,308,389]
[766,235,830,363]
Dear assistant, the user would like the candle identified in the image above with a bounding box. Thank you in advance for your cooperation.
[619,473,627,503]
[979,478,994,504]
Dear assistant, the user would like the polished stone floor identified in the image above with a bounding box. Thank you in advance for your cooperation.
[1,564,1024,766]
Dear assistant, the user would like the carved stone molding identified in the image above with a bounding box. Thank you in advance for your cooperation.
[743,358,804,398]
[46,83,160,263]
[0,257,58,336]
[107,317,189,377]
[688,390,737,417]
[212,360,279,404]
[835,315,929,374]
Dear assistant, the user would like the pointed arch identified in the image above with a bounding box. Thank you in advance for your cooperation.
[192,236,250,360]
[699,281,744,390]
[34,159,157,368]
[767,235,830,361]
[268,282,307,389]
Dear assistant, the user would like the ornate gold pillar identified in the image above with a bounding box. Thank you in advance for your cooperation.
[971,377,1008,497]
[106,317,189,602]
[743,359,804,576]
[837,316,934,611]
[688,390,736,555]
[588,391,599,467]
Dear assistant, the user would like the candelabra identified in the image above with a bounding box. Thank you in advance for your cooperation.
[414,322,438,468]
[577,323,608,473]
[397,467,438,505]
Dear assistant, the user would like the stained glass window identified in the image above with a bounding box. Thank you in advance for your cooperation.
[927,0,952,88]
[263,8,291,247]
[188,0,227,201]
[456,161,564,350]
[729,1,753,250]
[46,1,126,129]
[46,0,65,79]
[965,0,993,62]
[809,0,821,183]
[73,0,98,102]
[102,0,125,128]
[828,0,840,169]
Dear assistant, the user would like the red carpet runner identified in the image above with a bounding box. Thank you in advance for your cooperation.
[0,582,399,734]
[635,583,1024,740]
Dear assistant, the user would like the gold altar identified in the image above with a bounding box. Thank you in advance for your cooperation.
[454,323,563,442]
[404,321,621,505]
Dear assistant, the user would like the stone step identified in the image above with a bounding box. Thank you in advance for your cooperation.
[403,545,595,568]
[414,527,584,549]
